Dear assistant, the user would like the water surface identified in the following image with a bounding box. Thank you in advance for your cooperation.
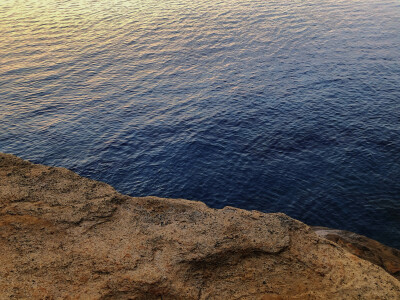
[1,0,400,247]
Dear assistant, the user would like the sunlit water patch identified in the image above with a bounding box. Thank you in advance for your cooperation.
[1,0,399,247]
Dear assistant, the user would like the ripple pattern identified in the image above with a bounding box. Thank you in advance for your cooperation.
[1,0,400,247]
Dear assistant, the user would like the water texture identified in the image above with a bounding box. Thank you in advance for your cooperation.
[1,0,399,247]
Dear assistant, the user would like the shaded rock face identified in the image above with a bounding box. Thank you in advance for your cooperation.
[0,153,400,299]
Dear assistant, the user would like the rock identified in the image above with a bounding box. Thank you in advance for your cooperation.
[0,152,399,299]
[313,227,400,281]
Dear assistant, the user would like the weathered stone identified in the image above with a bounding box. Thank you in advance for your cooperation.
[313,226,400,281]
[1,152,399,299]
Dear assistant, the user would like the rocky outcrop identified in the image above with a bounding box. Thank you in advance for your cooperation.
[313,227,400,281]
[1,152,399,299]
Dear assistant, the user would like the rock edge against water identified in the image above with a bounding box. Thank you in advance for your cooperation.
[0,152,399,299]
[312,227,400,281]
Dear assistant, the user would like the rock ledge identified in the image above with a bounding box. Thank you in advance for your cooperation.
[1,153,399,299]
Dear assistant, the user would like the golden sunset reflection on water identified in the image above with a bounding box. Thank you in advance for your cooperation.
[1,0,400,248]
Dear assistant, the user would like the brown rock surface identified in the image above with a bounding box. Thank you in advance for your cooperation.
[1,152,400,299]
[313,227,400,281]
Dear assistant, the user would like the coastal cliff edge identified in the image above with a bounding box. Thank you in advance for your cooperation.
[1,153,399,299]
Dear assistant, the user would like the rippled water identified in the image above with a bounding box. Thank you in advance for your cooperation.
[1,0,400,247]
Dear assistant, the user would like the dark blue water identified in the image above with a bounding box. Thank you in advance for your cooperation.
[1,0,399,248]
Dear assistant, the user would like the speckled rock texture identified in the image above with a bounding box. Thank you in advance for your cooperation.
[313,227,400,281]
[1,152,400,299]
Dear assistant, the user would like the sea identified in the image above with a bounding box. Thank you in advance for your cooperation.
[1,0,399,248]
